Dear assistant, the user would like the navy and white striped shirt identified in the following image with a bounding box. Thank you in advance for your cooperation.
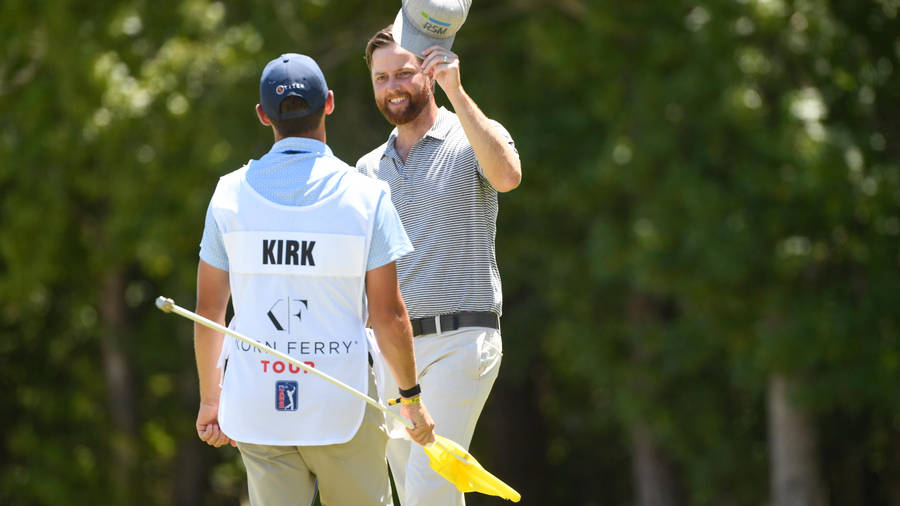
[356,107,517,319]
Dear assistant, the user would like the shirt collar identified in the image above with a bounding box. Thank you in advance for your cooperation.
[383,107,453,161]
[425,107,454,141]
[268,136,332,157]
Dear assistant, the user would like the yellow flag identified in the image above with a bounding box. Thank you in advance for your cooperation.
[424,435,521,502]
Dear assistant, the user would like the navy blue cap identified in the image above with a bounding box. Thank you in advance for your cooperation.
[259,53,328,120]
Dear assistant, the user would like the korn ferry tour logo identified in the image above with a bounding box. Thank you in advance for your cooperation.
[267,298,308,333]
[243,296,360,376]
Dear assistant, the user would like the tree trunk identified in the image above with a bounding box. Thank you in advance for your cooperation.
[627,293,682,506]
[173,439,207,506]
[100,271,139,505]
[890,427,900,506]
[631,422,681,506]
[768,374,827,506]
[475,364,553,506]
[174,368,210,505]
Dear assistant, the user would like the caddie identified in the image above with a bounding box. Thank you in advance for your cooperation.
[194,51,434,506]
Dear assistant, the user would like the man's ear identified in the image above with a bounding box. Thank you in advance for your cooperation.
[256,104,272,126]
[324,91,335,116]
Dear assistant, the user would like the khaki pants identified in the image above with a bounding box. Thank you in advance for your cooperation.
[237,369,392,506]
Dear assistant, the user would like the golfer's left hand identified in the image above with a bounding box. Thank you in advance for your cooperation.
[401,400,436,446]
[422,46,460,92]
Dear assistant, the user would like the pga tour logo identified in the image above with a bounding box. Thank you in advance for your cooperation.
[275,82,306,95]
[275,380,298,411]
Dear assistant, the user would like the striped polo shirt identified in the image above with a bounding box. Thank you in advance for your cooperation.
[356,107,517,319]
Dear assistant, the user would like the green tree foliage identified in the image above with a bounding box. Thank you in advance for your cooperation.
[2,0,899,505]
[484,0,900,504]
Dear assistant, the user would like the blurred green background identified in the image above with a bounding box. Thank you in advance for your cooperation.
[2,0,900,504]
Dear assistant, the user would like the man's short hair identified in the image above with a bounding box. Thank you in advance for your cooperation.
[270,96,324,137]
[365,25,397,69]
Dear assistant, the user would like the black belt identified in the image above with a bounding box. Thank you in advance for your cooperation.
[410,311,499,337]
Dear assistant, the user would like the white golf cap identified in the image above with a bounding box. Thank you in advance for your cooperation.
[392,0,472,58]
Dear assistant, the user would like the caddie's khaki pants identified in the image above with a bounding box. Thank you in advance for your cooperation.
[236,368,392,506]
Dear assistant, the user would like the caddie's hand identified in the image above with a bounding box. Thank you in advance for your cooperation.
[401,399,436,446]
[196,401,236,448]
[422,46,461,92]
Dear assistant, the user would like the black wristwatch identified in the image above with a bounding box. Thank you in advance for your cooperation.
[399,383,422,398]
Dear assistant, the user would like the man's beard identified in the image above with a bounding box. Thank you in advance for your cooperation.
[377,82,431,126]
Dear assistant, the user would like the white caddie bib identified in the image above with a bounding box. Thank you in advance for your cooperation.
[210,164,385,446]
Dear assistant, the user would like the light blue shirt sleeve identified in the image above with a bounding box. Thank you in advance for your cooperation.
[198,204,229,271]
[367,191,413,271]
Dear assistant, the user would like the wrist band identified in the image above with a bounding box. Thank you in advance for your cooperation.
[400,394,421,405]
[399,383,421,398]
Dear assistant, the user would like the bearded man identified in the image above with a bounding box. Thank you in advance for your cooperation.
[356,10,522,506]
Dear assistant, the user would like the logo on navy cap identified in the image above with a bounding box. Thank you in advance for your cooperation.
[274,82,307,96]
